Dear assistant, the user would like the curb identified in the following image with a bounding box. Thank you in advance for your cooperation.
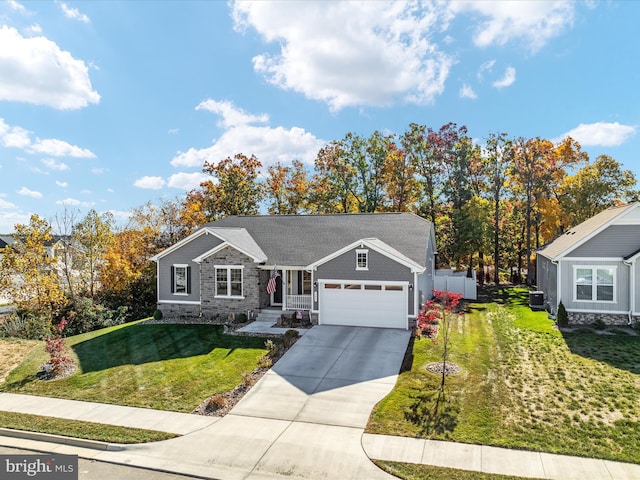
[0,428,125,451]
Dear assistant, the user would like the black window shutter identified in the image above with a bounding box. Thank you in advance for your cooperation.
[186,266,192,294]
[170,266,175,293]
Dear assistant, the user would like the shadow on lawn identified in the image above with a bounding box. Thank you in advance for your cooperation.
[561,329,640,375]
[72,323,265,373]
[404,385,459,436]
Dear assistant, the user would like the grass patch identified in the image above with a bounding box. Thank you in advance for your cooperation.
[0,411,177,444]
[0,322,269,412]
[368,287,640,464]
[374,461,541,480]
[0,338,38,383]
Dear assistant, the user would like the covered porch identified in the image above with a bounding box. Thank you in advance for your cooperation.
[269,268,312,311]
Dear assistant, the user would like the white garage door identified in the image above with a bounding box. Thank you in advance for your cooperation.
[320,282,408,329]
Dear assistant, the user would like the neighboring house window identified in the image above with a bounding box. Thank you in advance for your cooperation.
[356,249,369,270]
[215,266,243,297]
[171,264,191,295]
[574,267,615,302]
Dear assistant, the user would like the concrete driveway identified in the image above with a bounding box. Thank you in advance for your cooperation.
[96,325,412,479]
[231,325,411,428]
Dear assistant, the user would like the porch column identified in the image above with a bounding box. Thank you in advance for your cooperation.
[282,269,287,310]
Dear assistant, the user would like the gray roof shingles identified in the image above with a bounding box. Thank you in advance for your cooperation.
[537,203,637,260]
[203,213,432,267]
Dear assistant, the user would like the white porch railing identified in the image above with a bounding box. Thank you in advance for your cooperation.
[286,295,312,310]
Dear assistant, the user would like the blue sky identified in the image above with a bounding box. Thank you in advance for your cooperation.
[1,0,639,232]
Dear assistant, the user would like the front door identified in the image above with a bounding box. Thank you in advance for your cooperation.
[271,270,283,306]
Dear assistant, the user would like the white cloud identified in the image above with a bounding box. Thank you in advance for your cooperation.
[58,2,90,23]
[56,181,68,188]
[25,24,42,35]
[0,211,31,232]
[492,67,516,88]
[103,209,131,224]
[56,198,95,207]
[558,122,637,147]
[0,195,16,209]
[0,26,100,110]
[232,1,455,110]
[477,59,496,80]
[7,0,26,12]
[18,187,42,199]
[29,138,95,158]
[171,99,324,168]
[133,176,166,190]
[91,167,107,174]
[167,172,210,190]
[452,1,576,52]
[0,118,93,159]
[459,84,477,99]
[168,128,179,135]
[197,99,269,128]
[42,158,69,171]
[0,118,31,148]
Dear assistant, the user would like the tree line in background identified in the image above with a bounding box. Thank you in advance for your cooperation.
[1,122,637,337]
[183,123,638,283]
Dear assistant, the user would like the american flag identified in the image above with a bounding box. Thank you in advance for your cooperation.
[266,266,280,294]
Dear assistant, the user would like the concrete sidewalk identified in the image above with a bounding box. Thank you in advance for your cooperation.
[362,433,640,480]
[0,393,218,435]
[2,395,640,479]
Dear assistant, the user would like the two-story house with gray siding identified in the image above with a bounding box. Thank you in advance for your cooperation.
[151,213,436,330]
[536,202,640,326]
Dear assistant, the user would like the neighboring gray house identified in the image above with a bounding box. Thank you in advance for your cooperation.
[151,213,436,330]
[536,202,640,326]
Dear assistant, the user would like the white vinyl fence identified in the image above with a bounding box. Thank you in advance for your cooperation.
[434,269,477,300]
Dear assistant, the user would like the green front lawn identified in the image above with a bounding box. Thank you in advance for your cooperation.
[374,461,541,480]
[0,411,177,444]
[368,287,640,464]
[1,322,269,412]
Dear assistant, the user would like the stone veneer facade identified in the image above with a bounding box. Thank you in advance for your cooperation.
[158,246,271,321]
[568,312,638,327]
[199,246,270,320]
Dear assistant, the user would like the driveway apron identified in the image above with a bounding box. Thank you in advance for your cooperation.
[96,325,411,479]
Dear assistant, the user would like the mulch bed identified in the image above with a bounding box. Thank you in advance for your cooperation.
[426,361,462,376]
[192,336,298,417]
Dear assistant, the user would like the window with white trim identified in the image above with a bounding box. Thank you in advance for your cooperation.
[172,264,190,295]
[574,266,615,302]
[356,249,369,270]
[215,266,243,297]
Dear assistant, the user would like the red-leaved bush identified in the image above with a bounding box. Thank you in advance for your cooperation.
[44,317,74,376]
[416,290,463,338]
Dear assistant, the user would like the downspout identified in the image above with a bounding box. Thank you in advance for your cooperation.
[623,258,634,326]
[551,259,560,317]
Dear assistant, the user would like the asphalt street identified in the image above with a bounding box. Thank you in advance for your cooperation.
[0,446,204,480]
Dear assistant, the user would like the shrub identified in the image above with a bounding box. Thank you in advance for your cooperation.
[593,318,607,330]
[0,314,28,339]
[235,313,247,324]
[258,355,273,369]
[24,313,53,340]
[264,339,279,357]
[153,309,163,320]
[556,301,569,327]
[206,394,227,410]
[283,329,299,348]
[241,372,255,387]
[44,317,74,377]
[60,298,126,335]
